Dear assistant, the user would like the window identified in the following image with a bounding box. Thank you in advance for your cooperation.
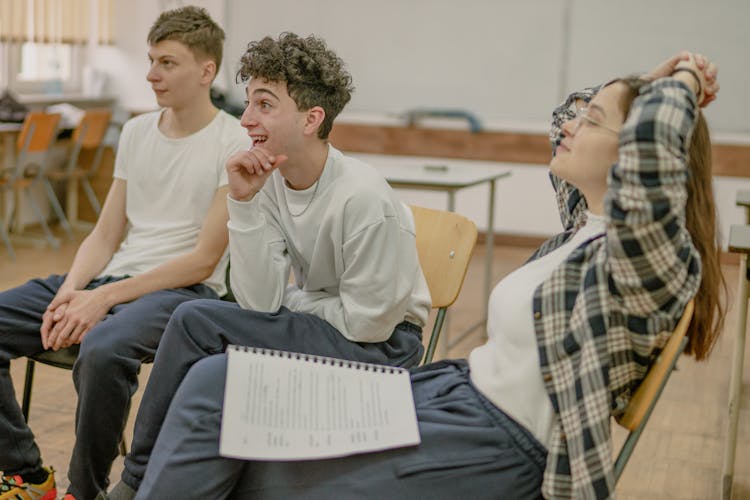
[0,0,113,94]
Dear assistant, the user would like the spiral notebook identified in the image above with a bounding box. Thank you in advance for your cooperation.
[220,345,421,460]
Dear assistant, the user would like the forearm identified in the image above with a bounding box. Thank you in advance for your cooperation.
[606,78,700,311]
[227,194,290,312]
[91,248,219,308]
[62,232,121,291]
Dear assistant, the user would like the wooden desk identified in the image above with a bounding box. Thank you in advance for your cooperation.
[349,153,513,354]
[723,191,750,499]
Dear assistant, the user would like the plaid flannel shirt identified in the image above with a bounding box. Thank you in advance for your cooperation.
[530,78,702,498]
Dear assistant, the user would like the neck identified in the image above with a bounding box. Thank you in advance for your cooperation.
[280,140,330,190]
[582,189,605,216]
[160,92,218,138]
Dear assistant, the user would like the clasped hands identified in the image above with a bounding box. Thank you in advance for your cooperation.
[644,50,719,107]
[41,287,112,351]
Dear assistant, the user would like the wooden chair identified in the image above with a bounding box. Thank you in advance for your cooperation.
[43,109,112,233]
[411,205,478,364]
[613,299,694,482]
[1,111,62,249]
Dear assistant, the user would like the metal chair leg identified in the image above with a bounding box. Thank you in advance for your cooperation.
[22,359,36,422]
[24,185,59,249]
[43,178,74,240]
[82,178,101,216]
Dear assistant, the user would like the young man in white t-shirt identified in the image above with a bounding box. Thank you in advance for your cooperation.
[106,33,431,499]
[0,7,250,500]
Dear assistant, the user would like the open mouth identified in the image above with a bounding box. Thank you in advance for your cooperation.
[252,135,268,145]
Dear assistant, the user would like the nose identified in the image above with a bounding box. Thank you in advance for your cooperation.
[561,117,578,137]
[146,63,159,83]
[240,104,257,129]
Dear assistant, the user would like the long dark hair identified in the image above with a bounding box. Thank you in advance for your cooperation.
[617,76,725,360]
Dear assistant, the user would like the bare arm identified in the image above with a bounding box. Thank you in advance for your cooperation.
[44,184,230,350]
[58,178,129,291]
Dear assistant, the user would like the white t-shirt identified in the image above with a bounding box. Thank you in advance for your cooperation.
[227,145,431,342]
[469,212,606,447]
[98,109,251,295]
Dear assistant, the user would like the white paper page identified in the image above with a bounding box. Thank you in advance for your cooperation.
[220,346,421,460]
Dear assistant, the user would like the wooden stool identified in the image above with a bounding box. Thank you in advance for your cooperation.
[721,189,750,499]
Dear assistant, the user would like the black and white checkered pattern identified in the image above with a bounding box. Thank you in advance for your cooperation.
[530,79,701,499]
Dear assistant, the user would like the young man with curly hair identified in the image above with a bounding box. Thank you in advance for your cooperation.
[107,32,430,499]
[0,6,250,500]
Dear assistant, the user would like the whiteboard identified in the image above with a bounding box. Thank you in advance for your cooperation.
[225,0,750,134]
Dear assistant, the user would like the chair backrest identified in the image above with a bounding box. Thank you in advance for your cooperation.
[65,108,112,176]
[410,205,477,363]
[16,111,61,154]
[72,108,111,149]
[11,112,61,179]
[613,299,694,482]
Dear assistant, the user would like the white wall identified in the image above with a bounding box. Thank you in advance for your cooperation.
[92,0,750,247]
[225,0,750,135]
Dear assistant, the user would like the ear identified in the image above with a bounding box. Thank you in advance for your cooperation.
[303,106,326,137]
[201,60,217,85]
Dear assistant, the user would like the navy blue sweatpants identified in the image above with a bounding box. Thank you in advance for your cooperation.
[0,274,216,500]
[121,299,425,492]
[137,358,546,499]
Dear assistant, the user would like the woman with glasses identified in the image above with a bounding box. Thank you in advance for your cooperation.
[131,52,723,500]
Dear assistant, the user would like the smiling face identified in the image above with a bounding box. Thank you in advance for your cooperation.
[239,78,313,155]
[146,39,213,109]
[550,82,628,199]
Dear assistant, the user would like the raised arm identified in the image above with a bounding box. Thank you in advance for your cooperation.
[605,58,711,316]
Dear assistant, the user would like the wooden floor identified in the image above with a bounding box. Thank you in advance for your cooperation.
[1,227,749,499]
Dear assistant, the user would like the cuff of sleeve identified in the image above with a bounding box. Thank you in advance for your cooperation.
[227,194,264,231]
[648,77,698,106]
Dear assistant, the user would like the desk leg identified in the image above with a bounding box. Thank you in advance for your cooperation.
[722,253,749,499]
[484,179,496,321]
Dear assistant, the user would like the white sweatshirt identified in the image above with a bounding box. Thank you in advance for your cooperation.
[227,145,431,343]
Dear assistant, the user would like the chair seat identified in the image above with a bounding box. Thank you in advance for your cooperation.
[29,345,80,369]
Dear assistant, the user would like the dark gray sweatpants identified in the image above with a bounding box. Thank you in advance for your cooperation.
[121,299,425,492]
[0,273,217,500]
[136,358,545,499]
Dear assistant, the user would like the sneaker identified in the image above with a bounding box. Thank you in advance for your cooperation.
[0,466,56,500]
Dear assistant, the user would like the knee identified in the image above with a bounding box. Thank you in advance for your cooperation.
[174,355,228,410]
[77,327,122,373]
[167,299,220,334]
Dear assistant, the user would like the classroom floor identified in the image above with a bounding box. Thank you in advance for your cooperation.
[2,227,749,499]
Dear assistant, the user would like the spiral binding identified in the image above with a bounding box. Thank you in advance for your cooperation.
[228,344,403,374]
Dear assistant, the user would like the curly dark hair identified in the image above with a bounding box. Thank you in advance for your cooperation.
[236,32,354,139]
[148,6,225,73]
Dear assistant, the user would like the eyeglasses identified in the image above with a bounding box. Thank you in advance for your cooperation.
[573,107,620,135]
